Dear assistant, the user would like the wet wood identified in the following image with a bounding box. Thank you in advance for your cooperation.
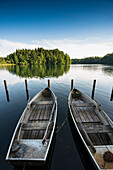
[48,79,50,88]
[72,103,95,107]
[71,104,96,153]
[25,79,29,101]
[4,80,10,102]
[91,79,96,100]
[71,79,73,91]
[110,87,113,101]
[32,101,53,105]
[22,122,48,130]
[73,105,100,123]
[42,103,55,144]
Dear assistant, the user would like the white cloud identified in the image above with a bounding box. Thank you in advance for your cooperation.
[0,39,44,57]
[0,38,113,59]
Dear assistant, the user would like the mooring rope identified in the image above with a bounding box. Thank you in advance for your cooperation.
[23,164,26,170]
[56,116,68,134]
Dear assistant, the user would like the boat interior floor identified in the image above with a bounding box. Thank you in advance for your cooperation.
[10,139,49,159]
[91,145,113,169]
[19,103,53,140]
[72,98,113,146]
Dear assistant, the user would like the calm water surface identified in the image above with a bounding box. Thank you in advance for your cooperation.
[0,64,113,170]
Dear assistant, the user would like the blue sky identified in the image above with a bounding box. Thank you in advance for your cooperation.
[0,0,113,58]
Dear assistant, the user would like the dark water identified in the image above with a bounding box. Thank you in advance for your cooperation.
[0,64,113,170]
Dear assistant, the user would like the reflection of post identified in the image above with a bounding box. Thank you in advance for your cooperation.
[48,79,50,88]
[4,80,10,102]
[25,79,29,101]
[71,79,73,91]
[91,80,96,100]
[110,87,113,101]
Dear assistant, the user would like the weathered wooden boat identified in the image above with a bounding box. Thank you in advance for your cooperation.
[68,88,113,170]
[6,87,57,166]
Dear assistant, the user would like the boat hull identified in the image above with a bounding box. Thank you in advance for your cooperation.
[68,89,107,170]
[7,159,45,167]
[6,87,57,167]
[68,111,99,170]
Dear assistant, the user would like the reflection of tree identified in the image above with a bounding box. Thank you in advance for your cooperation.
[2,64,70,78]
[82,64,100,71]
[102,66,113,76]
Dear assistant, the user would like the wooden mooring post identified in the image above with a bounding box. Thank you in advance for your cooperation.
[25,79,29,101]
[4,80,10,102]
[110,87,113,101]
[48,79,50,88]
[91,80,96,100]
[71,79,73,91]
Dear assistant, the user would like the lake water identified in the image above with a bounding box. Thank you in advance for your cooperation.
[0,64,113,170]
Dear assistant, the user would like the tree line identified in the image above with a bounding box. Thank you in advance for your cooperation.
[0,48,70,65]
[71,53,113,65]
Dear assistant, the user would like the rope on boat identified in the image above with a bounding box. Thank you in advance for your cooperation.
[56,116,68,134]
[23,164,26,170]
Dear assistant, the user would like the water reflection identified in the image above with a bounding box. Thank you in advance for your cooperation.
[0,64,70,78]
[102,66,113,76]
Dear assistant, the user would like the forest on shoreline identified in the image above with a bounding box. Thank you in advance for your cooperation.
[71,52,113,65]
[0,48,70,65]
[0,49,113,65]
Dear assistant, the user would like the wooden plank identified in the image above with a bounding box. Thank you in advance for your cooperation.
[78,107,90,123]
[23,131,29,139]
[87,107,100,122]
[38,130,44,139]
[42,102,55,144]
[97,133,104,145]
[71,104,96,153]
[88,133,99,145]
[72,103,95,107]
[86,107,97,122]
[47,105,52,120]
[84,124,113,133]
[85,128,113,134]
[34,105,42,120]
[83,107,94,122]
[47,130,51,139]
[82,107,91,122]
[30,130,36,139]
[29,106,37,121]
[43,105,48,120]
[22,122,48,130]
[73,107,83,122]
[79,109,87,122]
[35,130,40,139]
[100,133,112,145]
[73,105,100,123]
[79,107,88,122]
[39,105,45,120]
[32,101,53,105]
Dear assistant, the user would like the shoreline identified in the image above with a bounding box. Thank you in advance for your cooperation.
[0,64,16,66]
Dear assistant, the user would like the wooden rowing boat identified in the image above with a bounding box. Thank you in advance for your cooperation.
[6,87,57,167]
[68,88,113,170]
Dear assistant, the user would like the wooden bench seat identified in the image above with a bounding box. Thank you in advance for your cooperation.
[32,101,53,105]
[22,122,48,130]
[83,124,113,134]
[72,102,95,107]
